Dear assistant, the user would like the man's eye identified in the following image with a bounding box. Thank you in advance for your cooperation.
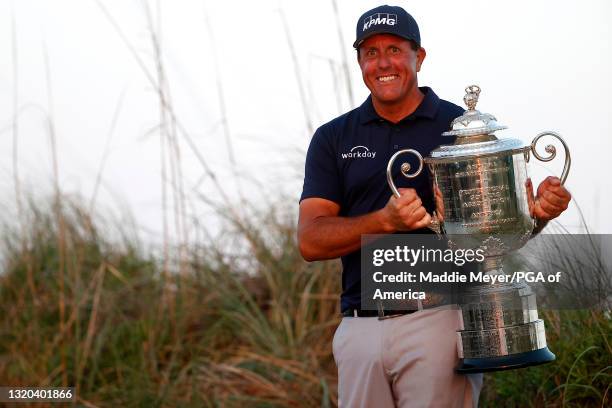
[366,49,377,57]
[390,47,400,54]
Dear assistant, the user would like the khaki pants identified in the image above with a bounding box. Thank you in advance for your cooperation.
[332,307,482,408]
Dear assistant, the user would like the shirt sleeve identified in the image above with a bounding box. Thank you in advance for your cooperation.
[299,126,342,204]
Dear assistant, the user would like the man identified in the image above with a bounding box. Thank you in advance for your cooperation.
[298,5,571,407]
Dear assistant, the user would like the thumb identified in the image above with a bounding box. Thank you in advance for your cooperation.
[537,176,560,196]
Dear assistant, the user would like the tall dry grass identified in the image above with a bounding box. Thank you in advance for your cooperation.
[1,197,610,407]
[0,197,342,407]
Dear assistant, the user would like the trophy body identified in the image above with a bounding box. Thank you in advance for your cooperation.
[427,150,554,372]
[386,85,571,373]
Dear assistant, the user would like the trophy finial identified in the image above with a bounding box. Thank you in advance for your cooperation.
[464,85,481,111]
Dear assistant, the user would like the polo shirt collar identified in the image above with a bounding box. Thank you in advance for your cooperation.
[359,86,440,124]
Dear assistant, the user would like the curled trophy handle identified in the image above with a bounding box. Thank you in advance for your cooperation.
[386,149,441,235]
[530,131,571,185]
[386,149,424,198]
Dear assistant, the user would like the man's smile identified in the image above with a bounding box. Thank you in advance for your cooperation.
[377,74,399,83]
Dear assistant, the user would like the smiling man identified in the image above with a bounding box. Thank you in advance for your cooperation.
[298,4,570,407]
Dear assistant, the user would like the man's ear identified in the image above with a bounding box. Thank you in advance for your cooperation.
[416,47,426,72]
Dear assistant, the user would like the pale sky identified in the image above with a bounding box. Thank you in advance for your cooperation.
[0,0,610,245]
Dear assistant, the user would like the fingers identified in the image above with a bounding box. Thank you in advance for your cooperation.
[396,188,418,204]
[399,204,426,220]
[537,176,570,199]
[536,197,566,217]
[433,185,445,218]
[533,200,554,220]
[414,212,432,229]
[534,176,571,221]
[398,198,423,217]
[525,178,536,217]
[386,188,435,231]
[537,176,560,190]
[534,195,569,220]
[548,186,571,203]
[434,185,442,197]
[541,190,569,208]
[392,188,421,213]
[536,176,561,189]
[397,203,430,231]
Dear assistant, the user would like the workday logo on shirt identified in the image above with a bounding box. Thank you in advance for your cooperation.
[341,145,377,159]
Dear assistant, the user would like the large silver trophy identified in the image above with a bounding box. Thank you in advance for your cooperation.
[386,85,571,373]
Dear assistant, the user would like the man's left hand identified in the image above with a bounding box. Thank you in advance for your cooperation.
[526,176,572,221]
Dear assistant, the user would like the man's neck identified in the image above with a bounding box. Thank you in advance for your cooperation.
[372,88,425,124]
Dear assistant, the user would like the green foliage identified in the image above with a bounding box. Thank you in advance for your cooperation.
[481,310,611,407]
[0,199,341,406]
[0,199,609,407]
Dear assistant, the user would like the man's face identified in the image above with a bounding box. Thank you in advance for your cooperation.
[357,34,426,106]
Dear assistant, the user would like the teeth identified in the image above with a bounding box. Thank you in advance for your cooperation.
[378,75,397,82]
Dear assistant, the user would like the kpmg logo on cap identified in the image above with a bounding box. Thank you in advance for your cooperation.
[362,13,397,31]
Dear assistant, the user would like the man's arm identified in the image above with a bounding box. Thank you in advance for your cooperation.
[298,188,431,261]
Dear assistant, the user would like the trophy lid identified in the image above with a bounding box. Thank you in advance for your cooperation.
[442,85,507,137]
[427,85,528,162]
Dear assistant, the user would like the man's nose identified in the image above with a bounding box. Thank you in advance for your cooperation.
[377,54,391,69]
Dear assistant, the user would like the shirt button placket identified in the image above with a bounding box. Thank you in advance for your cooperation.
[393,125,400,151]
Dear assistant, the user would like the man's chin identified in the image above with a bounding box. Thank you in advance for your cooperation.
[372,94,402,105]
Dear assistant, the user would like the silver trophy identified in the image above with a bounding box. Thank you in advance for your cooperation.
[386,85,571,373]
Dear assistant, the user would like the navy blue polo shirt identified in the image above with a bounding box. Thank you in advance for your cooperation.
[300,87,463,311]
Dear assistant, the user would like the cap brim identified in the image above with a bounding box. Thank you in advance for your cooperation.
[353,31,418,49]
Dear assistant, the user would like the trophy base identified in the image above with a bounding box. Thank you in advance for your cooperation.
[455,347,556,373]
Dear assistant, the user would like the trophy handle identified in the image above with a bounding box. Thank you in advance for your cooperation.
[386,149,442,235]
[386,149,424,198]
[530,131,571,185]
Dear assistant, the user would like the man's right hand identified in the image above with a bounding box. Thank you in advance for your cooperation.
[381,188,432,232]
